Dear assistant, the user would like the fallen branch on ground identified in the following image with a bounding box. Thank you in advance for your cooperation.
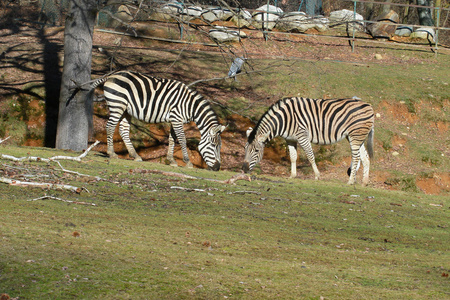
[0,177,84,193]
[54,160,104,181]
[171,186,215,196]
[28,195,96,206]
[1,140,100,162]
[132,169,251,184]
[0,136,11,144]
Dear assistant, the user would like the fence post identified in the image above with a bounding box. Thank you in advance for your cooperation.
[352,0,357,52]
[435,5,440,56]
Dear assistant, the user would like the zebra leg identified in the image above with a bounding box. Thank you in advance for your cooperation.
[106,117,120,159]
[166,126,178,167]
[286,139,298,178]
[172,122,193,168]
[359,144,370,186]
[347,140,362,185]
[298,133,320,180]
[118,116,142,161]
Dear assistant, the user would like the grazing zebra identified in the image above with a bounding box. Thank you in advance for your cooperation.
[91,71,226,171]
[242,97,374,185]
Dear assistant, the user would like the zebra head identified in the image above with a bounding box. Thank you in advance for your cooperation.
[242,127,270,173]
[198,125,226,171]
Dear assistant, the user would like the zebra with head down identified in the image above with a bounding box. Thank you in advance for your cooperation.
[91,71,226,171]
[242,97,374,185]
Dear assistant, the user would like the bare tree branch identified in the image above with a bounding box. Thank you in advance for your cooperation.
[1,140,100,162]
[0,177,84,193]
[28,195,96,206]
[0,136,11,144]
[131,169,251,184]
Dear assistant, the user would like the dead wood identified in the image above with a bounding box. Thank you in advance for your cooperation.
[1,140,100,162]
[132,169,251,184]
[0,177,84,193]
[28,195,96,206]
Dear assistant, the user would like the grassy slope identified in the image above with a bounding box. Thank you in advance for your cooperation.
[1,146,448,299]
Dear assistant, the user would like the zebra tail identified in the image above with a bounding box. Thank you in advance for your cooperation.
[367,127,374,159]
[66,73,113,106]
[90,76,109,89]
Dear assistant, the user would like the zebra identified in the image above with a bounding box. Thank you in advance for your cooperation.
[242,97,374,185]
[91,71,226,171]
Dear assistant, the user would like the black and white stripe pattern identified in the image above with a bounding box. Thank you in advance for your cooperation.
[92,71,226,170]
[242,97,374,185]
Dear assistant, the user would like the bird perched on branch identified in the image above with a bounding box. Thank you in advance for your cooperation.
[228,57,246,80]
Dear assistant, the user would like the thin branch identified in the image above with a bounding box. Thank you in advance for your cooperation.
[0,136,11,144]
[131,169,251,185]
[0,177,84,193]
[54,160,104,181]
[1,140,100,162]
[28,195,96,206]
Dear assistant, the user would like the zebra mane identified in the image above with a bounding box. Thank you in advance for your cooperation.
[248,98,290,144]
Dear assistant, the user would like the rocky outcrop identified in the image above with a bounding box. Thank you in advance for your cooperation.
[367,10,399,39]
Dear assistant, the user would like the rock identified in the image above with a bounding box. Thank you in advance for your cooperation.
[276,12,328,33]
[209,26,246,43]
[375,54,382,60]
[183,6,202,19]
[410,27,435,43]
[395,26,413,37]
[114,5,133,23]
[161,1,183,15]
[230,9,253,28]
[201,7,233,23]
[252,5,283,30]
[367,10,399,39]
[329,9,364,31]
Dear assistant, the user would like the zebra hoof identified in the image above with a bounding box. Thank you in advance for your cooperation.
[134,157,143,162]
[108,153,119,159]
[186,162,194,168]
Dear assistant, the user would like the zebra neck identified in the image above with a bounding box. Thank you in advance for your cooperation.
[256,127,274,143]
[192,99,219,135]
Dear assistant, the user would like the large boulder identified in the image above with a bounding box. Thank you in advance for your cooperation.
[410,27,435,43]
[395,26,413,37]
[367,10,399,39]
[209,26,247,43]
[230,9,253,28]
[276,12,328,32]
[201,7,233,23]
[183,6,203,19]
[329,9,364,31]
[252,5,283,30]
[161,1,182,15]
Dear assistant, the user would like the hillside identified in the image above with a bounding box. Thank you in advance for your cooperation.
[0,18,449,195]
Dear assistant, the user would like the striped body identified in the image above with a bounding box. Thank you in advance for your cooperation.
[243,97,374,185]
[94,71,225,170]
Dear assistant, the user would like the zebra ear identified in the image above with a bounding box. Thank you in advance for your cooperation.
[211,125,226,135]
[246,127,253,137]
[257,131,270,143]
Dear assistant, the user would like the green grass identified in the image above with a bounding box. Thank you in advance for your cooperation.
[1,146,449,299]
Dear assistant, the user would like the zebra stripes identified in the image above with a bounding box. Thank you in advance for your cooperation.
[242,97,374,185]
[92,71,226,171]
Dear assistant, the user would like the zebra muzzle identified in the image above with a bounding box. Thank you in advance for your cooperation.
[210,161,221,171]
[242,162,250,173]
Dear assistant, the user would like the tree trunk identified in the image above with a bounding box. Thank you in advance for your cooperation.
[55,0,97,151]
[416,0,434,26]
